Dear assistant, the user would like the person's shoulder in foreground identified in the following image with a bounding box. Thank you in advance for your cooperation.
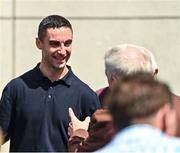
[95,124,180,153]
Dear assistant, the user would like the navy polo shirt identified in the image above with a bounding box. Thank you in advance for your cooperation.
[0,64,100,152]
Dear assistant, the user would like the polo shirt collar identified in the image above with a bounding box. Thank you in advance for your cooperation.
[33,63,73,86]
[60,65,73,86]
[33,63,46,81]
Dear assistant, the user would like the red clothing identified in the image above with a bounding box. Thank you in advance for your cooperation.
[68,87,116,152]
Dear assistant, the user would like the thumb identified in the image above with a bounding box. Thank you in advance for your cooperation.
[84,116,90,123]
[69,107,77,121]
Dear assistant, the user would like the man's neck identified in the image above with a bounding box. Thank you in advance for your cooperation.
[39,63,69,82]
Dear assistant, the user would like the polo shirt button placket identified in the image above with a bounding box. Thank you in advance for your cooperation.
[47,86,53,102]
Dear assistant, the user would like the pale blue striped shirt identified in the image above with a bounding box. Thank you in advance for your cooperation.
[95,124,180,153]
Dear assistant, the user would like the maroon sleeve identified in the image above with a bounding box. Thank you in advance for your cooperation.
[68,129,89,152]
[68,109,116,152]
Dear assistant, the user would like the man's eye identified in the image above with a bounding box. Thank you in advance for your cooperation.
[64,40,72,47]
[49,41,60,47]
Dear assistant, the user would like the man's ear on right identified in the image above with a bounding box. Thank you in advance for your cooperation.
[156,104,177,136]
[164,107,178,137]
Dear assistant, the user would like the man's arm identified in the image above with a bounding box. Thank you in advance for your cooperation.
[0,84,14,150]
[68,108,115,152]
[68,108,90,152]
[0,127,5,150]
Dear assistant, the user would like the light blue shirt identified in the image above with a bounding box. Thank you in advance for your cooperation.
[95,124,180,153]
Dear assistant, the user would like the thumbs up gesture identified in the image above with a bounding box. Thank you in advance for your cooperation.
[68,108,90,137]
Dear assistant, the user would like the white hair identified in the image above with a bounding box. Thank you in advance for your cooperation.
[104,44,157,80]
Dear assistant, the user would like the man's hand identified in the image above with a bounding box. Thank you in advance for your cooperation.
[0,127,5,150]
[68,108,90,137]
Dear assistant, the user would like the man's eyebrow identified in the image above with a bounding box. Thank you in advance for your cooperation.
[49,39,72,43]
[49,40,60,43]
[49,40,60,46]
[49,40,59,42]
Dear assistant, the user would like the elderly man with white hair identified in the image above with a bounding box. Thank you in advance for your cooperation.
[67,44,180,152]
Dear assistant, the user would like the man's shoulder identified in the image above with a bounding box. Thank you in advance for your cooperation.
[96,87,109,96]
[96,125,180,153]
[172,93,180,103]
[93,109,112,122]
[3,67,36,91]
[71,73,95,94]
[96,88,105,96]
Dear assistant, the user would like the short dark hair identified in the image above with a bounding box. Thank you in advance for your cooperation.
[109,72,172,130]
[38,15,73,41]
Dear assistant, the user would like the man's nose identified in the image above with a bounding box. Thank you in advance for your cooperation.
[57,43,66,55]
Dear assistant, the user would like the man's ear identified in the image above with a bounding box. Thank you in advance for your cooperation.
[153,68,159,76]
[109,75,118,90]
[165,108,178,136]
[159,104,177,136]
[36,37,42,49]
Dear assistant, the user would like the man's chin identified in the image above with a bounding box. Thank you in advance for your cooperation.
[54,63,66,70]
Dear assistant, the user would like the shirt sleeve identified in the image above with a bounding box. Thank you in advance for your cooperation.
[80,91,101,120]
[0,85,14,142]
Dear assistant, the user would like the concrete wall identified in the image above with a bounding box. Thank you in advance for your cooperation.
[1,0,180,151]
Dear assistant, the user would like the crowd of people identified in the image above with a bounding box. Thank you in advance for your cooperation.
[0,15,180,152]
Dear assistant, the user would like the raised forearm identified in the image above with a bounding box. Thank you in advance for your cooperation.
[68,129,89,152]
[0,127,4,146]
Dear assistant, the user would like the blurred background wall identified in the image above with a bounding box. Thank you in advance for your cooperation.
[1,0,180,151]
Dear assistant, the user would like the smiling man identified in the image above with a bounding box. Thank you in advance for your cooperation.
[0,15,100,152]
